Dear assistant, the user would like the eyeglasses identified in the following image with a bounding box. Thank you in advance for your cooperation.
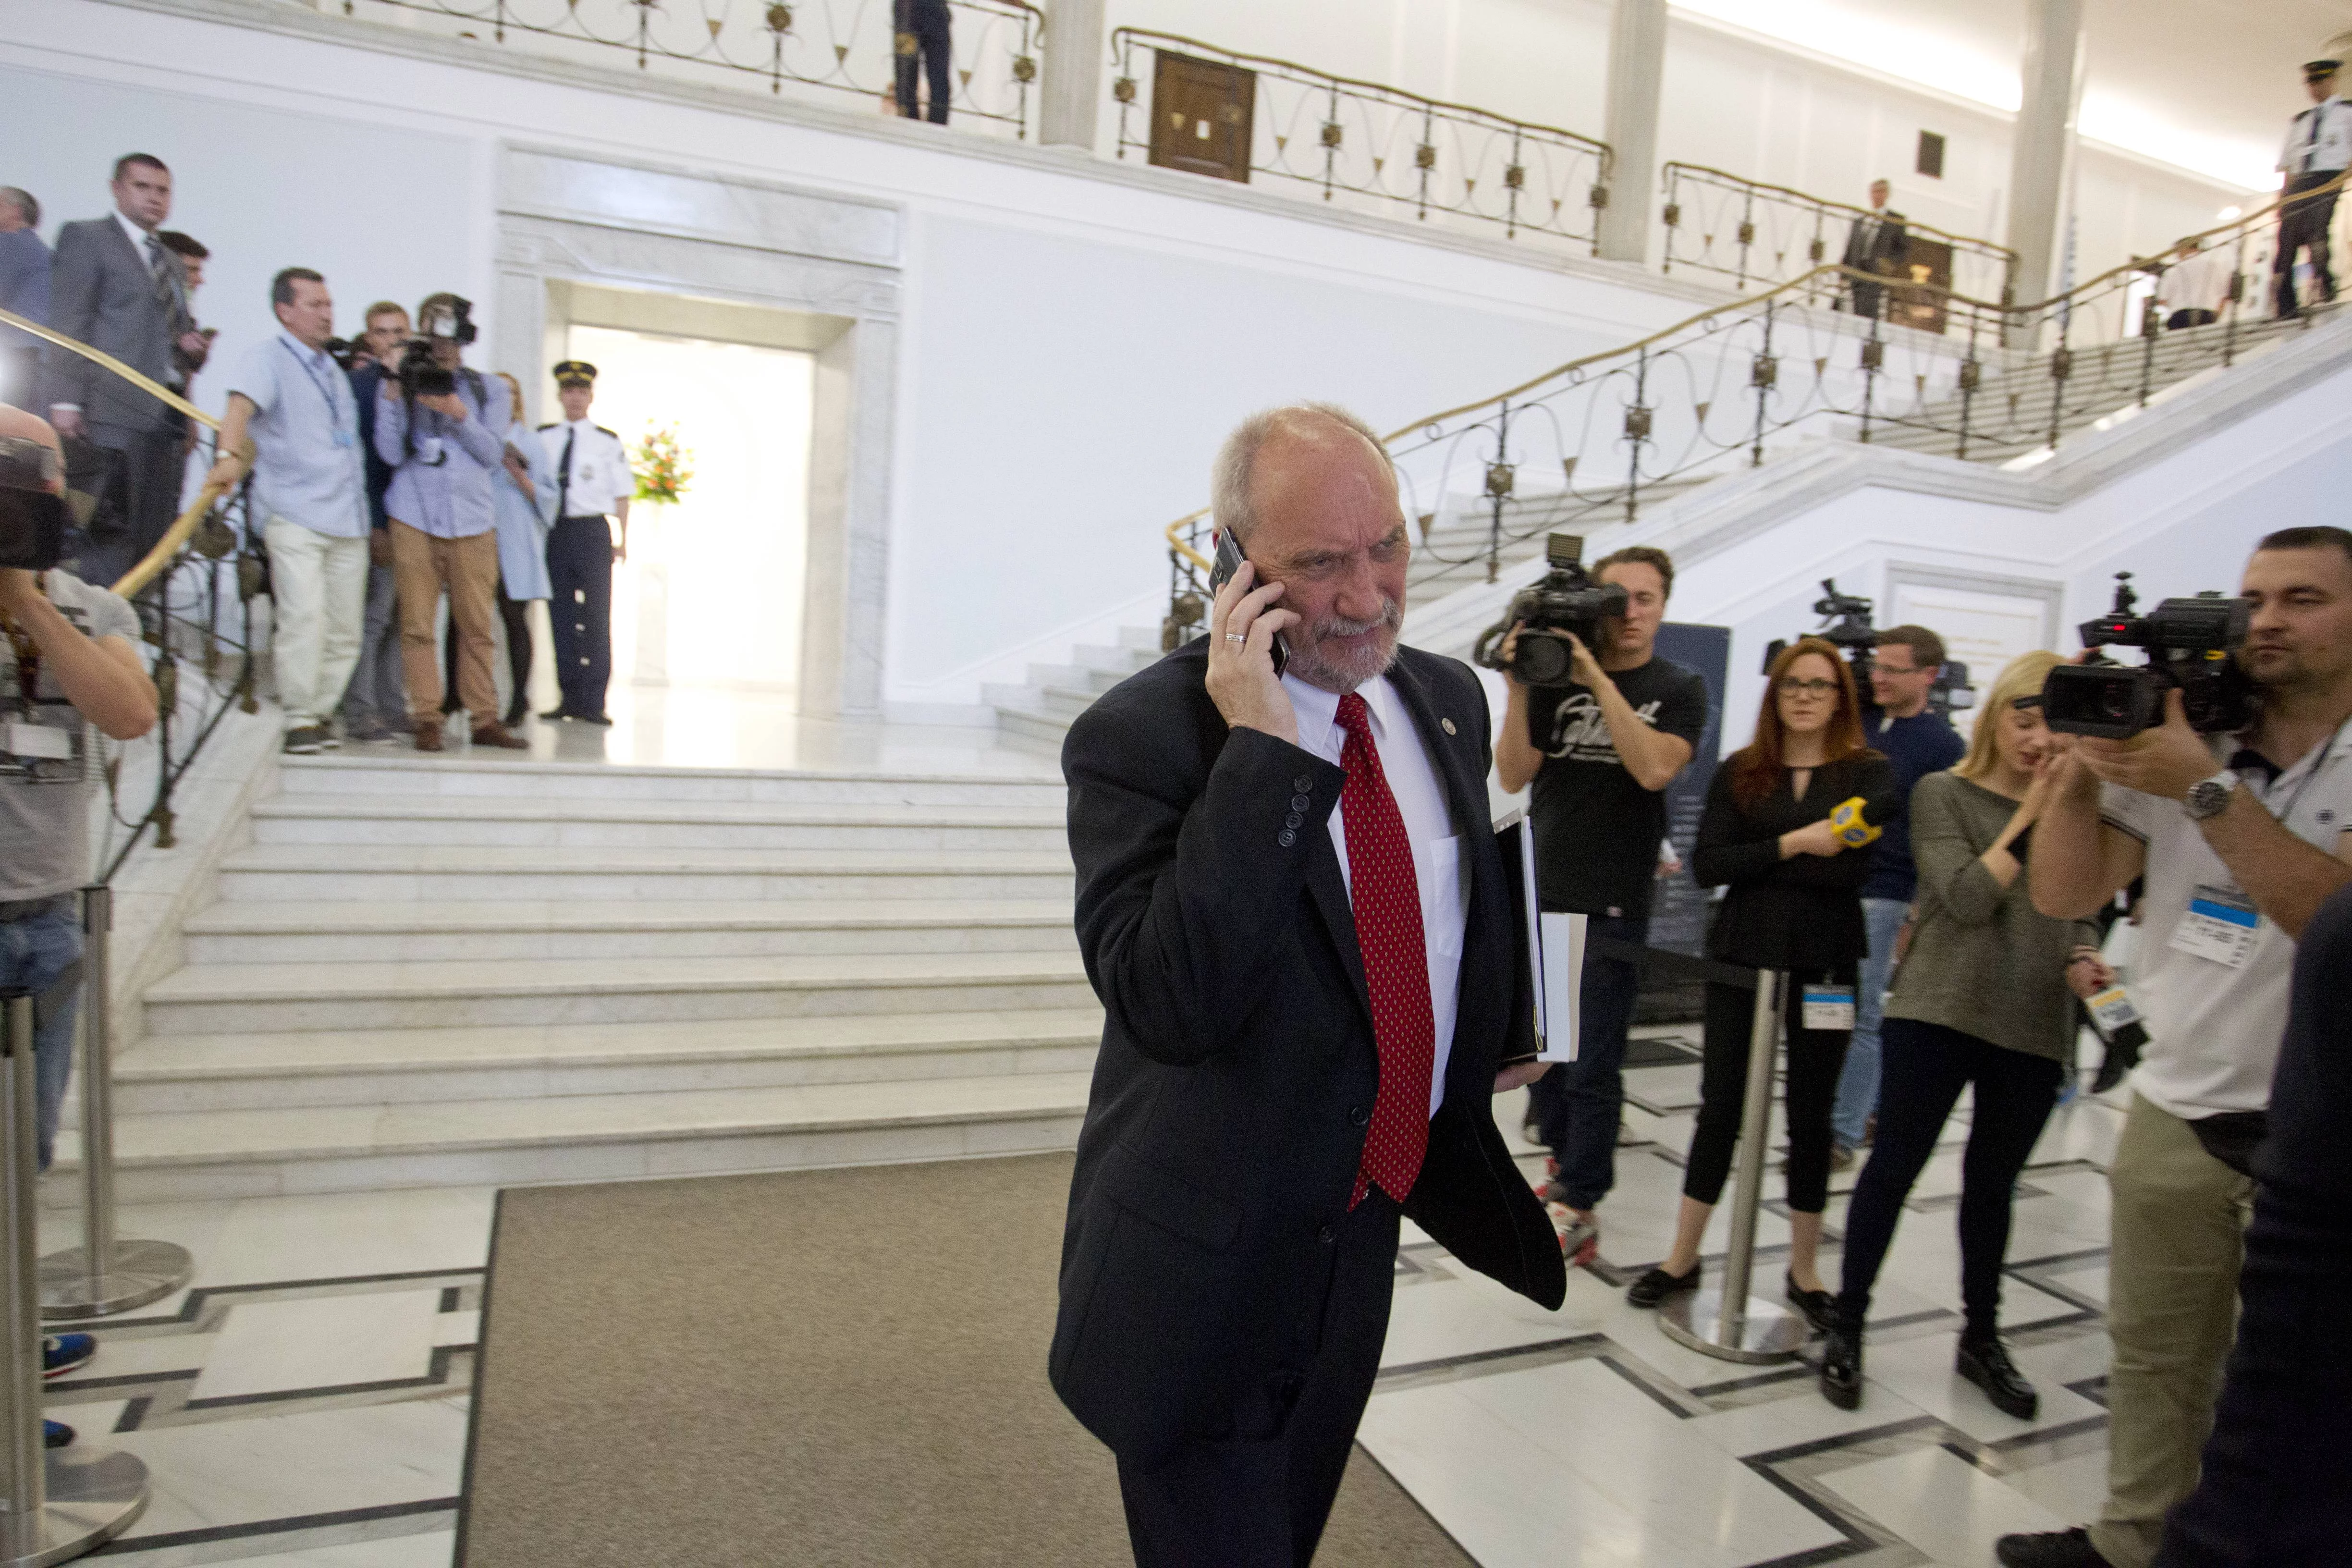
[1777,678,1839,698]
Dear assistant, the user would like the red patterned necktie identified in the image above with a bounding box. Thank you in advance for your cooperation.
[1335,693,1435,1208]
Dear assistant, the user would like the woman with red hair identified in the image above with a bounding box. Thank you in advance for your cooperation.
[1627,638,1895,1326]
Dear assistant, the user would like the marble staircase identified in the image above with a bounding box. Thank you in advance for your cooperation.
[86,755,1101,1202]
[983,625,1163,752]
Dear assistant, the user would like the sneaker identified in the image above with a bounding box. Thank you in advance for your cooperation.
[282,725,328,755]
[1958,1333,2040,1420]
[1819,1323,1863,1409]
[1995,1527,2111,1568]
[42,1420,72,1449]
[42,1334,93,1379]
[1626,1263,1700,1309]
[1531,1184,1600,1269]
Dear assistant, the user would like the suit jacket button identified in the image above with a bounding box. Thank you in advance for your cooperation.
[1278,830,1296,847]
[1285,811,1304,829]
[1294,774,1313,792]
[1291,794,1311,812]
[1318,1223,1338,1245]
[1349,1104,1370,1127]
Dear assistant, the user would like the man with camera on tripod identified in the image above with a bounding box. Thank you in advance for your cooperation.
[373,294,525,753]
[1494,544,1708,1264]
[1999,527,2352,1568]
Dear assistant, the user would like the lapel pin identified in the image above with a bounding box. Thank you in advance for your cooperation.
[1441,717,1458,735]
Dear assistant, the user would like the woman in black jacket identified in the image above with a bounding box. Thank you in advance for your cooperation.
[1627,637,1895,1327]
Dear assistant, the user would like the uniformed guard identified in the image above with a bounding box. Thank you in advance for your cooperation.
[2276,59,2352,319]
[537,360,631,724]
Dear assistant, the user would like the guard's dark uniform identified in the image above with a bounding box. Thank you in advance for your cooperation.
[537,360,631,723]
[2276,60,2352,318]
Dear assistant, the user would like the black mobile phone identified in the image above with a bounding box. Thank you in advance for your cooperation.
[1208,529,1288,677]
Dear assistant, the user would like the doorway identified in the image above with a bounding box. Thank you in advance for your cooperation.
[560,324,817,697]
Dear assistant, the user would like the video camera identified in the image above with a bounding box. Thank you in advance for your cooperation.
[394,296,478,401]
[0,434,65,574]
[1471,534,1629,687]
[1764,578,1976,720]
[2039,574,2254,739]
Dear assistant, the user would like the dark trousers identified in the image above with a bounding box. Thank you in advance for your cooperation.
[1116,1191,1398,1568]
[72,424,184,591]
[2274,171,2340,316]
[2165,308,2219,331]
[546,515,613,718]
[1529,913,1647,1209]
[895,20,952,124]
[441,582,531,720]
[1834,1017,2063,1335]
[1685,979,1849,1213]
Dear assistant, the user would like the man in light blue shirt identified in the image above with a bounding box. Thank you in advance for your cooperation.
[371,292,524,750]
[208,268,368,755]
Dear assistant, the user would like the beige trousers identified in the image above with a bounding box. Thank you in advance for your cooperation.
[2090,1091,2254,1568]
[388,521,500,724]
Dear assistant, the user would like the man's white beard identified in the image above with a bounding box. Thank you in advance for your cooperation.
[1287,596,1405,694]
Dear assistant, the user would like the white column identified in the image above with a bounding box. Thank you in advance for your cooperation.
[1595,0,1667,264]
[1037,0,1105,151]
[2004,0,2086,313]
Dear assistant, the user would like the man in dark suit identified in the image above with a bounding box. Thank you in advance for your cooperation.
[42,154,208,589]
[1840,178,1909,321]
[1051,403,1566,1567]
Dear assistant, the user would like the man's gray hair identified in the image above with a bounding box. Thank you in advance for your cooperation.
[0,189,37,228]
[1211,402,1391,544]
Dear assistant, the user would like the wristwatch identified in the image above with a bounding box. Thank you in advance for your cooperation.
[2184,769,2239,821]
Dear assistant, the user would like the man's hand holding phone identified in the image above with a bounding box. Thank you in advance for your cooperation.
[1205,556,1300,746]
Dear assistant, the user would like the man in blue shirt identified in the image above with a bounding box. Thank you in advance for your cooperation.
[371,293,525,752]
[207,269,368,755]
[1831,624,1966,1164]
[0,188,49,411]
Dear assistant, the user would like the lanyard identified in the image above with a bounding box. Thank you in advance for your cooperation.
[2273,715,2351,824]
[278,338,347,421]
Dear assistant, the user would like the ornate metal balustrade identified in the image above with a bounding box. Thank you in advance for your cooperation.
[1109,29,1612,251]
[1659,163,2019,321]
[330,0,1045,136]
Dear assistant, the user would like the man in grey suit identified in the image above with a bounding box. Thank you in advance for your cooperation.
[43,154,209,590]
[1839,178,1909,322]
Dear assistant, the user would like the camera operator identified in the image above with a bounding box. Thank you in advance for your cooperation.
[1494,545,1706,1261]
[372,294,525,752]
[339,301,412,743]
[2001,527,2352,1568]
[1831,626,1966,1167]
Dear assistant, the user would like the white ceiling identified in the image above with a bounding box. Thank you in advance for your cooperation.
[1672,0,2352,190]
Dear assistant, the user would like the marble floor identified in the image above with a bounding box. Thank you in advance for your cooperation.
[43,1031,2127,1567]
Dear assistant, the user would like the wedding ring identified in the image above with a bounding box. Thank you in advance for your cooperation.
[1225,633,1247,646]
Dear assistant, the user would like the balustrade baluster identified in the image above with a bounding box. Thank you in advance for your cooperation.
[1750,297,1776,466]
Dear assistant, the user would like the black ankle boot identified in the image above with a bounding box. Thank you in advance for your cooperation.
[1819,1323,1863,1410]
[1958,1331,2039,1420]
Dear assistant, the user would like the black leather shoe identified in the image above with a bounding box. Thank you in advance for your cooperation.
[1995,1526,2110,1567]
[1626,1263,1700,1309]
[1959,1334,2040,1420]
[1785,1274,1838,1334]
[1819,1324,1862,1409]
[539,708,574,722]
[503,700,530,729]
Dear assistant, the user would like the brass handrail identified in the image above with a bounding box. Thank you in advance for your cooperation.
[1661,161,2021,268]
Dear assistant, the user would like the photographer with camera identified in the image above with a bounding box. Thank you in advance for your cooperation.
[372,294,525,752]
[1626,639,1894,1325]
[1999,527,2352,1568]
[204,269,367,756]
[1491,542,1706,1263]
[338,301,413,743]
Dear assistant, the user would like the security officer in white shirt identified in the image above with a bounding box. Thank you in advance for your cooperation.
[536,361,630,725]
[2274,59,2352,318]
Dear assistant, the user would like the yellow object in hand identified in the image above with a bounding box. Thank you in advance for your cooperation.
[1829,796,1882,848]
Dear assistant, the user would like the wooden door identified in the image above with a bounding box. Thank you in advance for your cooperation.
[1149,51,1255,183]
[1892,237,1954,334]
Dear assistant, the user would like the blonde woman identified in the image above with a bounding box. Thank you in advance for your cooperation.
[1821,651,2115,1418]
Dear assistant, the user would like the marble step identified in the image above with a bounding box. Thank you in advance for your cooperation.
[995,705,1073,752]
[213,844,1076,903]
[247,795,1068,852]
[143,952,1098,1035]
[112,1007,1105,1112]
[276,755,1066,809]
[46,1069,1096,1203]
[181,898,1079,965]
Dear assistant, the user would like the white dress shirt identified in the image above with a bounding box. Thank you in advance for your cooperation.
[537,418,633,519]
[1284,671,1469,1116]
[2279,97,2352,175]
[114,211,162,273]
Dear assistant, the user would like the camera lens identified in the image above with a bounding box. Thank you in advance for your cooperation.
[1518,636,1571,686]
[2098,686,2132,723]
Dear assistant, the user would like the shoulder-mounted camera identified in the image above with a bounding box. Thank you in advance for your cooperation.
[2039,574,2254,738]
[1471,534,1629,687]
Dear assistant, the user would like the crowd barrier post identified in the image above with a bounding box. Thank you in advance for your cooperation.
[0,992,147,1564]
[1657,967,1811,1364]
[38,890,193,1321]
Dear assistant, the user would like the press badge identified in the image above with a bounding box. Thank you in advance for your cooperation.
[1802,984,1857,1031]
[2085,986,2142,1034]
[2169,883,2260,968]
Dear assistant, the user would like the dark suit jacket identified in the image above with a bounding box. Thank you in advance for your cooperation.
[1049,638,1566,1464]
[1841,208,1909,278]
[349,363,396,533]
[42,217,191,438]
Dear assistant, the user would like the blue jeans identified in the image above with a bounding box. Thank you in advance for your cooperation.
[0,901,82,1173]
[1831,896,1910,1152]
[1529,914,1648,1211]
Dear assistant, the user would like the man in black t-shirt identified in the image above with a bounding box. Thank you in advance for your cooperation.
[1496,546,1709,1263]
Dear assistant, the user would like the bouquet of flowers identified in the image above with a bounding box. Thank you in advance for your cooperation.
[631,423,694,505]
